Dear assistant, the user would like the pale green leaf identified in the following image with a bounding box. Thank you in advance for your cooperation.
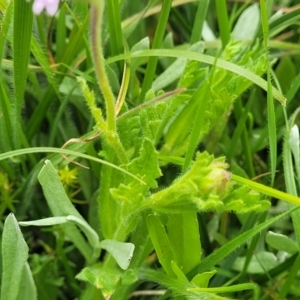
[232,251,277,274]
[266,231,298,254]
[99,240,135,270]
[1,213,29,300]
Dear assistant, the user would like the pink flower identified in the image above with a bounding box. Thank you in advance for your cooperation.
[32,0,59,16]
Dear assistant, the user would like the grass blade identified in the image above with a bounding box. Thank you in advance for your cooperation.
[138,0,173,103]
[13,0,33,148]
[188,206,300,278]
[260,0,277,186]
[107,49,286,104]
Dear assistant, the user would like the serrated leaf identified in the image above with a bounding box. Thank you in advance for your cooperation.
[110,138,161,211]
[143,152,269,213]
[265,231,298,254]
[76,263,137,296]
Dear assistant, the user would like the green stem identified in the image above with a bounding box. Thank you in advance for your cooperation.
[90,2,116,132]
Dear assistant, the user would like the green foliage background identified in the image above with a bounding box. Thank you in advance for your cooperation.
[1,0,300,299]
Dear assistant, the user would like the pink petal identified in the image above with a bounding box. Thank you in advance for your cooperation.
[32,0,46,14]
[45,0,59,16]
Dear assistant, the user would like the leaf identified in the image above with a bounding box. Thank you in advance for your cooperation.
[232,3,260,40]
[152,42,204,91]
[188,206,300,278]
[108,48,285,104]
[16,263,38,300]
[12,0,33,148]
[146,215,175,276]
[110,138,161,211]
[99,240,135,270]
[1,213,30,300]
[37,160,95,262]
[76,263,137,296]
[192,270,217,288]
[139,268,230,300]
[19,215,100,252]
[232,251,277,274]
[265,231,298,254]
[167,213,202,274]
[0,148,145,184]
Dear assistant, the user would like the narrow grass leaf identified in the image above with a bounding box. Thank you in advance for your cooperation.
[214,0,230,47]
[13,0,33,148]
[190,0,209,43]
[260,0,277,186]
[188,206,300,278]
[107,49,286,104]
[106,0,123,55]
[232,174,300,206]
[138,0,173,103]
[0,147,145,184]
[19,215,100,251]
[146,215,175,276]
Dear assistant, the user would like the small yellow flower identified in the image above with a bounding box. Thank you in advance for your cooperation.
[58,166,78,187]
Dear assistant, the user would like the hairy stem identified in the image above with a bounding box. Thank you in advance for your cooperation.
[90,1,116,132]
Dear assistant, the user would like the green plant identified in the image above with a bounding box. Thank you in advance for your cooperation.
[1,0,300,299]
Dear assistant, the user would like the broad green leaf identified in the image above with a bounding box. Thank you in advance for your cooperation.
[232,3,260,40]
[167,213,201,274]
[37,160,94,262]
[232,251,277,274]
[1,213,29,300]
[16,263,37,300]
[266,231,298,254]
[99,240,135,270]
[146,214,175,276]
[76,263,137,296]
